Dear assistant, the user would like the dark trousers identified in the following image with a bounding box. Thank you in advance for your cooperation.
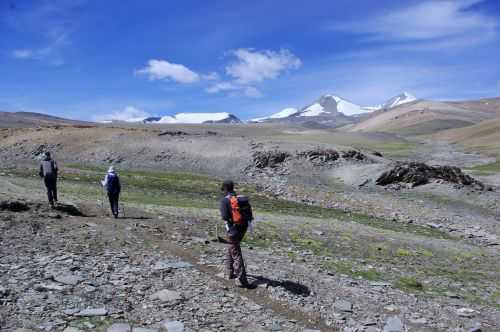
[226,225,248,282]
[44,176,58,205]
[108,192,120,217]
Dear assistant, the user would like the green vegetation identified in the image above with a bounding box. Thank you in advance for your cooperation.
[3,164,452,239]
[395,248,412,257]
[354,141,418,157]
[468,160,500,175]
[395,276,424,291]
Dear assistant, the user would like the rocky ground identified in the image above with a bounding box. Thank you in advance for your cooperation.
[1,124,500,331]
[1,169,499,332]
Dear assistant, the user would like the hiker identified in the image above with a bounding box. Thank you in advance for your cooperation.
[220,180,253,287]
[39,151,58,208]
[101,166,121,218]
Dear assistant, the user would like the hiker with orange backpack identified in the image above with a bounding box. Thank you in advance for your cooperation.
[220,180,253,287]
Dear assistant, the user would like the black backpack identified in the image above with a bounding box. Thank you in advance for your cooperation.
[236,195,253,224]
[107,174,120,194]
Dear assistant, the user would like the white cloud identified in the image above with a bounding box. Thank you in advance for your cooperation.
[136,59,200,83]
[226,48,301,84]
[206,82,263,98]
[138,48,300,98]
[332,0,496,45]
[92,106,151,122]
[206,81,239,94]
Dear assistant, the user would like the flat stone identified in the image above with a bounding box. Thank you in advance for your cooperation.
[35,283,66,291]
[161,320,184,332]
[132,328,159,332]
[334,300,353,313]
[150,289,182,302]
[457,307,476,318]
[303,330,321,332]
[54,273,83,286]
[74,307,108,317]
[63,308,80,315]
[107,323,132,332]
[409,318,427,324]
[383,316,404,332]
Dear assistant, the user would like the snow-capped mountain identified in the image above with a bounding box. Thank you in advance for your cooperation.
[377,92,417,110]
[295,95,366,117]
[251,92,418,124]
[250,108,298,122]
[144,112,241,124]
[103,112,241,124]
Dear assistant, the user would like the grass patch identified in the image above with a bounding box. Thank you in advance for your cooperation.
[2,165,452,239]
[289,231,329,255]
[242,221,280,248]
[355,141,418,157]
[353,269,382,281]
[468,160,500,175]
[395,248,413,257]
[416,248,434,257]
[323,260,353,275]
[395,276,424,291]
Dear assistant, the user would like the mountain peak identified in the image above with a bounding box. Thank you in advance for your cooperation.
[381,92,417,109]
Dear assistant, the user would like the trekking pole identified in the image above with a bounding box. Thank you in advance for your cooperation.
[101,186,106,216]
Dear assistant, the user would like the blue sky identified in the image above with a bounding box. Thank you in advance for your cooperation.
[1,0,499,121]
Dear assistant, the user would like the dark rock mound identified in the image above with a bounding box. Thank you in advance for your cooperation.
[158,130,189,137]
[0,200,30,212]
[341,150,366,160]
[297,149,339,164]
[376,162,485,189]
[252,151,291,168]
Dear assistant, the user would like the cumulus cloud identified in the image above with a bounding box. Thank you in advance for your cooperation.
[136,59,200,83]
[138,48,301,98]
[226,48,301,84]
[332,0,496,44]
[92,106,151,122]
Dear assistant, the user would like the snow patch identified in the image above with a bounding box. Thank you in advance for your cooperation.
[250,107,298,122]
[152,112,236,124]
[300,103,327,117]
[380,92,417,109]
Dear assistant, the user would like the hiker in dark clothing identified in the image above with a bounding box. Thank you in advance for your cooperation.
[101,166,121,218]
[220,180,253,287]
[39,152,58,208]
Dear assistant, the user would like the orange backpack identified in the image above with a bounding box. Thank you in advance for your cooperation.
[229,196,243,224]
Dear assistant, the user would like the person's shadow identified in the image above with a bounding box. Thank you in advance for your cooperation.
[247,275,311,296]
